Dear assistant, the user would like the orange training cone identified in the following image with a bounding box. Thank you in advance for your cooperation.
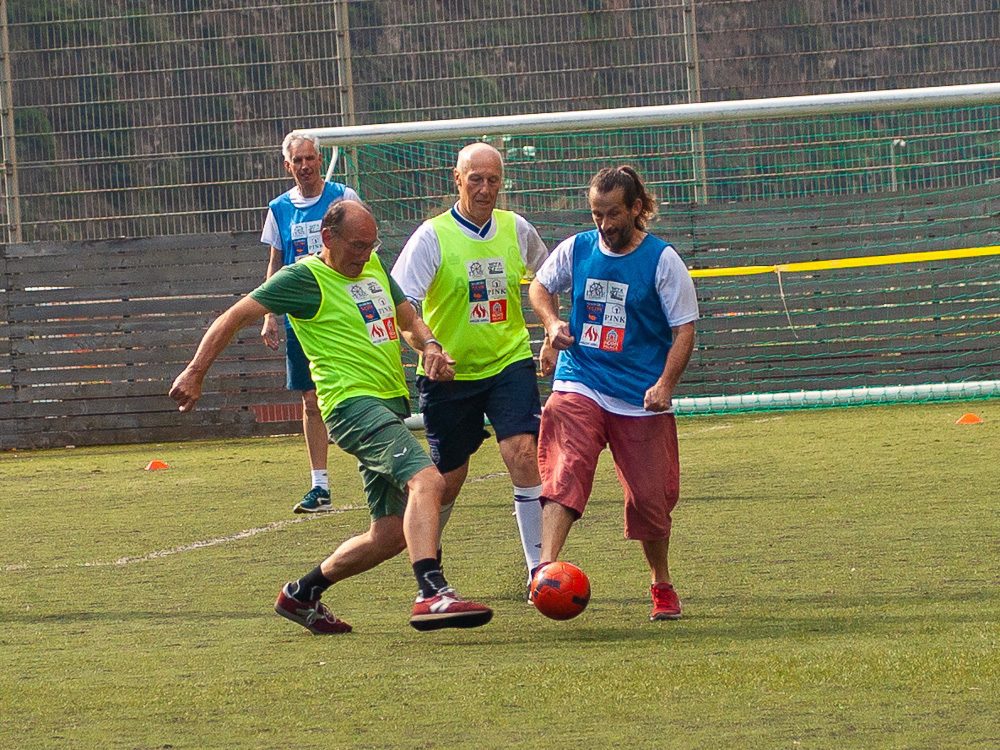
[955,413,984,425]
[145,459,170,470]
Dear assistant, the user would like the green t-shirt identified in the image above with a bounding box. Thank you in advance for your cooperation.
[251,260,405,319]
[250,256,408,418]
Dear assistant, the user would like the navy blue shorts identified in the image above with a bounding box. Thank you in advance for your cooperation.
[417,358,541,474]
[285,327,316,392]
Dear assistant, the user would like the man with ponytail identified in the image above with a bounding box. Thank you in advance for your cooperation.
[529,166,699,621]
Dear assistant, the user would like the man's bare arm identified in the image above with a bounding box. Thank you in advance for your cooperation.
[529,279,574,350]
[643,322,695,413]
[170,296,270,412]
[396,299,456,381]
[260,247,283,350]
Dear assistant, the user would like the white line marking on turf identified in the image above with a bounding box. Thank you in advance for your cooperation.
[683,415,785,435]
[1,505,365,573]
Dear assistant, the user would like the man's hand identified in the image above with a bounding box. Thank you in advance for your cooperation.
[423,344,456,381]
[644,322,695,413]
[261,313,280,350]
[538,337,558,377]
[545,320,575,350]
[169,368,204,412]
[643,381,674,413]
[168,296,270,413]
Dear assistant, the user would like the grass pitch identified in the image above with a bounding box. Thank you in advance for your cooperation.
[1,401,997,749]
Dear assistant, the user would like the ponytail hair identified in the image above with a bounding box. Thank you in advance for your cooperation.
[588,165,656,230]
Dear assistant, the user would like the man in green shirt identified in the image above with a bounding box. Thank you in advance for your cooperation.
[170,200,493,633]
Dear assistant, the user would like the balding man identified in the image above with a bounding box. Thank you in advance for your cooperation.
[171,200,493,634]
[392,142,550,591]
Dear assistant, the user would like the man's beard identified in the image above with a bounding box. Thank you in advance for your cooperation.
[601,225,633,251]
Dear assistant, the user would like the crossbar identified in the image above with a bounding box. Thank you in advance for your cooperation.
[296,83,1000,146]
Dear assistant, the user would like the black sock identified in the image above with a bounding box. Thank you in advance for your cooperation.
[413,557,448,598]
[287,566,332,602]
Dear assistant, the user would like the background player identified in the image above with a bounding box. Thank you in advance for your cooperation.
[260,133,360,513]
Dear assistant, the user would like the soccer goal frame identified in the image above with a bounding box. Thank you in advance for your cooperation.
[295,83,1000,415]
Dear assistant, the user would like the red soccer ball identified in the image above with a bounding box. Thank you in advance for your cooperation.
[529,561,591,620]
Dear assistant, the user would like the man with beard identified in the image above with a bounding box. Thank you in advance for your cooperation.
[528,166,699,621]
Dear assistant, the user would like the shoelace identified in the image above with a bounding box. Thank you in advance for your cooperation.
[652,585,673,600]
[416,587,459,604]
[304,603,334,625]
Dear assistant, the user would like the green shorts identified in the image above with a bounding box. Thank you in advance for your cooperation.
[324,395,434,520]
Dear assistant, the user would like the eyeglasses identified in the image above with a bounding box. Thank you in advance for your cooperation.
[324,225,382,254]
[339,235,382,255]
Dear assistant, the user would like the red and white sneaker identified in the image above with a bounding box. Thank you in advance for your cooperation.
[650,582,683,621]
[409,588,493,631]
[274,586,352,634]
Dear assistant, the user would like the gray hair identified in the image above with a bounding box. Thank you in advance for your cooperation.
[281,132,321,162]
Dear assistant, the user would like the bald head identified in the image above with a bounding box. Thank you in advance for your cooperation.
[454,143,504,225]
[322,199,374,234]
[320,200,380,278]
[456,142,503,175]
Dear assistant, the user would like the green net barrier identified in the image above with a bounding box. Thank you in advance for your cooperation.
[322,105,1000,413]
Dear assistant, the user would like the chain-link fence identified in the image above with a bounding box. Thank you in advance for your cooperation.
[2,0,998,242]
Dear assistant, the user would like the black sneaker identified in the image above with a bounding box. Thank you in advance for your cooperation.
[293,486,331,514]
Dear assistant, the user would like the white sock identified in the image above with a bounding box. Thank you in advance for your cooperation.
[513,484,543,573]
[311,469,329,491]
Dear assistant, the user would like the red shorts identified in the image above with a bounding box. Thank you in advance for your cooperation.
[538,391,680,541]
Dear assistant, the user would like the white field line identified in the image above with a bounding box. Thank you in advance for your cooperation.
[2,505,365,573]
[469,471,510,482]
[682,415,785,435]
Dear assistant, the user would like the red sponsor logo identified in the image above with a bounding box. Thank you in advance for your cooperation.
[601,327,624,352]
[584,326,601,343]
[472,303,487,318]
[383,318,398,340]
[489,300,507,322]
[371,323,385,338]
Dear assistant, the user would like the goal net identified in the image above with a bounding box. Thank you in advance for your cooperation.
[299,84,1000,414]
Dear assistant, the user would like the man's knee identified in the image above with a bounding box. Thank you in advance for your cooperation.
[500,433,540,476]
[503,431,537,453]
[407,466,446,500]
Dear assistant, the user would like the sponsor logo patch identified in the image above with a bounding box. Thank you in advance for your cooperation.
[578,278,629,352]
[466,257,508,323]
[344,277,397,345]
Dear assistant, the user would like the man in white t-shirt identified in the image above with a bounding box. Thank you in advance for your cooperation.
[529,165,699,621]
[260,133,360,514]
[391,142,550,587]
